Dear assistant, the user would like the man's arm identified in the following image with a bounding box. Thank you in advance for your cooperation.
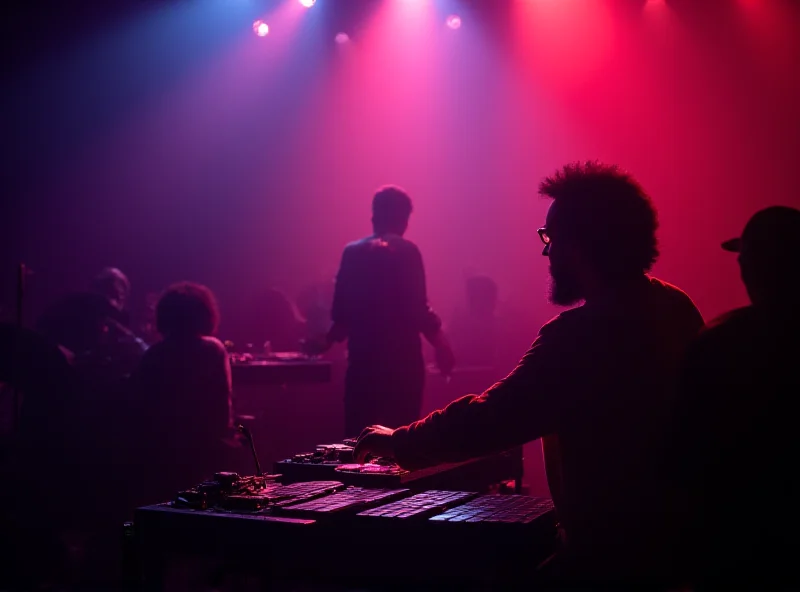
[407,245,443,342]
[389,316,574,470]
[327,246,355,344]
[405,245,456,374]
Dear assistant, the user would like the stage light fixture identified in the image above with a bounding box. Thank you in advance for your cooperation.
[299,0,316,7]
[446,15,462,30]
[253,20,269,37]
[335,32,350,44]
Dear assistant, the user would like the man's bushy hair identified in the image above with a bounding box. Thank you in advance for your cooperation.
[539,161,659,278]
[156,282,220,337]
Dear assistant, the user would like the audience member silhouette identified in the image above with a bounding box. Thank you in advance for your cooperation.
[673,206,800,586]
[355,162,704,582]
[0,323,82,589]
[310,186,455,437]
[36,267,131,354]
[36,267,146,380]
[137,290,161,345]
[130,282,235,505]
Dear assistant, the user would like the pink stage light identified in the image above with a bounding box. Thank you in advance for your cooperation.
[335,32,350,44]
[252,20,269,37]
[446,15,462,30]
[298,0,316,7]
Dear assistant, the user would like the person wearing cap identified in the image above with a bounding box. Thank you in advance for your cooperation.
[673,206,800,586]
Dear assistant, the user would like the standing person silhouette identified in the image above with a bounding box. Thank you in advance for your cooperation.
[310,186,454,437]
[674,206,800,587]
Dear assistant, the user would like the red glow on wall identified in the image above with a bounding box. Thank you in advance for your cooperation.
[737,0,793,63]
[511,0,616,87]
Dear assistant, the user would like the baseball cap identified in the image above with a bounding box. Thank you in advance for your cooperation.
[721,206,800,256]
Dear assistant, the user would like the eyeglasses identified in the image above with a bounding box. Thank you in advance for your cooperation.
[537,227,551,256]
[537,228,551,245]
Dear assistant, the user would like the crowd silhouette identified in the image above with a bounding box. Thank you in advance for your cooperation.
[1,164,798,590]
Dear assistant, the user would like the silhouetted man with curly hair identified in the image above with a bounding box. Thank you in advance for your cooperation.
[355,163,703,582]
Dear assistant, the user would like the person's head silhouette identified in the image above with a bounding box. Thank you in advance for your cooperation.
[372,186,413,237]
[722,206,800,308]
[538,161,659,306]
[156,282,220,338]
[91,267,130,311]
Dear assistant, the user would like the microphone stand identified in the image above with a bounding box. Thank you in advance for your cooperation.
[237,424,263,477]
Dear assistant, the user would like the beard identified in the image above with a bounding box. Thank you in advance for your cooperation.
[548,265,584,306]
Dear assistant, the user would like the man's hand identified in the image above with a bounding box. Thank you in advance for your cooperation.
[435,342,456,378]
[426,330,455,378]
[353,425,396,463]
[301,335,331,356]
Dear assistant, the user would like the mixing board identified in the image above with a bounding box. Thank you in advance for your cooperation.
[276,439,524,492]
[357,490,478,520]
[275,487,409,519]
[430,494,555,525]
[135,423,540,587]
[231,355,331,385]
[163,472,552,530]
[173,471,344,511]
[218,481,345,512]
[134,472,557,589]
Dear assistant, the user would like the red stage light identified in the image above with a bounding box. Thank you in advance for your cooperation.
[446,15,461,30]
[299,0,316,7]
[253,20,269,37]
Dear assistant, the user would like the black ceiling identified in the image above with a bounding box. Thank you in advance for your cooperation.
[5,0,165,77]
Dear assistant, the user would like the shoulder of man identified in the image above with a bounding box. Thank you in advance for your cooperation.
[648,275,701,311]
[344,235,387,253]
[354,234,421,257]
[393,236,422,257]
[537,306,587,340]
[682,306,754,369]
[698,306,754,341]
[343,238,363,252]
